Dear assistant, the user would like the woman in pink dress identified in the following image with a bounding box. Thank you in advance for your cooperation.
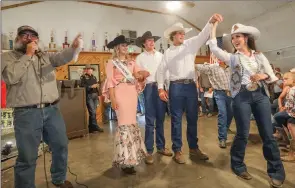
[103,35,150,174]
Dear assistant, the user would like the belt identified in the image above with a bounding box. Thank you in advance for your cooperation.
[146,82,157,85]
[170,79,194,84]
[16,100,59,109]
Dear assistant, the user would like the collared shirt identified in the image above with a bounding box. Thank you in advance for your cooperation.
[1,48,75,107]
[157,22,213,89]
[196,63,230,90]
[236,50,259,85]
[80,73,99,94]
[136,50,164,84]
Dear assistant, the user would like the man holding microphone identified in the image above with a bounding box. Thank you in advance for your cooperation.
[1,25,82,188]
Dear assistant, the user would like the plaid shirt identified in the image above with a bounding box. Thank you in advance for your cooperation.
[196,63,230,91]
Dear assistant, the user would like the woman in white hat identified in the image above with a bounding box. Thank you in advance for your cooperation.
[207,23,285,187]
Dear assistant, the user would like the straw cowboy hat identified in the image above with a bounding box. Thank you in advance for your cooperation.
[135,31,161,48]
[164,22,192,40]
[84,64,95,70]
[106,35,131,49]
[231,23,260,40]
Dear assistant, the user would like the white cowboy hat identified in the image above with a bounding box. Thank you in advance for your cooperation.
[231,23,260,40]
[164,22,192,39]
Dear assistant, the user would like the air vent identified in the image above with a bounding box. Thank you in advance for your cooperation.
[121,30,137,44]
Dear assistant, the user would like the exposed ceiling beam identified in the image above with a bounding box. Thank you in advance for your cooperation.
[81,1,202,31]
[0,0,202,31]
[1,1,43,10]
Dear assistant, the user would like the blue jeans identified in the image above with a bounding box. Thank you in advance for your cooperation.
[273,111,291,127]
[169,82,198,152]
[214,90,233,141]
[230,87,285,181]
[143,83,167,154]
[199,89,214,114]
[13,104,68,188]
[86,93,100,131]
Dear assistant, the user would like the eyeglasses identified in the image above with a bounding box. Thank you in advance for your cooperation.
[19,33,38,40]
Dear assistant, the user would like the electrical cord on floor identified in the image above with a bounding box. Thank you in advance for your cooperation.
[37,53,88,188]
[45,148,88,188]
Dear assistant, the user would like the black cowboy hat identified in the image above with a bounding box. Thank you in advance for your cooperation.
[135,31,160,48]
[107,35,131,49]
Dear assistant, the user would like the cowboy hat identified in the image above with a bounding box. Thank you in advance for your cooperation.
[231,23,260,40]
[107,35,131,49]
[164,22,192,40]
[135,31,161,47]
[84,64,95,70]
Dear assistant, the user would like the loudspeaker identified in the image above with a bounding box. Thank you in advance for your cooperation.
[59,88,88,139]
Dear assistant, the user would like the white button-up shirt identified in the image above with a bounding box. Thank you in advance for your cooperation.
[136,50,166,84]
[157,22,213,89]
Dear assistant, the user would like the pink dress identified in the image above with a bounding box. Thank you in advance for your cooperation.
[103,59,147,168]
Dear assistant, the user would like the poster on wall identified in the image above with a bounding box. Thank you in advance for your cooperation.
[68,64,100,81]
[1,108,14,130]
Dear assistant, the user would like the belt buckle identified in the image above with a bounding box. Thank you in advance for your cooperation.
[37,104,46,108]
[184,79,190,84]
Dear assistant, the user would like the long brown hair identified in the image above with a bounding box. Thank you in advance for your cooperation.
[233,33,258,53]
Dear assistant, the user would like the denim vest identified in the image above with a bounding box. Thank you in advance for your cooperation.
[229,53,272,98]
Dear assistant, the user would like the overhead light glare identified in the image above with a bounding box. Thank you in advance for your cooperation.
[166,1,182,11]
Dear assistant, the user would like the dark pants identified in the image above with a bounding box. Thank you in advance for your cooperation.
[274,111,291,128]
[199,88,214,114]
[214,90,233,141]
[230,87,285,181]
[13,104,68,188]
[86,93,100,131]
[143,83,167,154]
[169,82,198,152]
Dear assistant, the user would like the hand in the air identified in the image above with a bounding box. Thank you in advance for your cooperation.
[71,33,82,49]
[209,14,223,24]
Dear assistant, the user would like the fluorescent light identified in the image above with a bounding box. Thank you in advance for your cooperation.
[166,1,182,11]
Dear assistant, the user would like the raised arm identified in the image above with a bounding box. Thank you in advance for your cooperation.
[207,22,231,64]
[1,52,34,85]
[185,14,223,53]
[48,48,76,67]
[49,34,82,67]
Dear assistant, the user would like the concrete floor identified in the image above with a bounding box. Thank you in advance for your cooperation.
[2,115,295,188]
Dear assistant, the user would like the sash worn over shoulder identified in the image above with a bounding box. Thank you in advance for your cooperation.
[102,60,146,103]
[112,59,136,84]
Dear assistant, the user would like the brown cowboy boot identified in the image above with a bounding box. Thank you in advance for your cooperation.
[145,154,154,164]
[157,148,173,157]
[173,151,186,164]
[53,180,74,188]
[281,139,295,163]
[189,148,209,160]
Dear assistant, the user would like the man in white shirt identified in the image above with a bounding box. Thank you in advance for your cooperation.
[157,14,223,164]
[135,31,172,165]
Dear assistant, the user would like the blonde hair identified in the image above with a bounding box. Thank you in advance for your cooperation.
[284,72,295,80]
[112,44,131,61]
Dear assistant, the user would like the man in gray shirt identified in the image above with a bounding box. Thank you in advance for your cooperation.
[1,25,81,188]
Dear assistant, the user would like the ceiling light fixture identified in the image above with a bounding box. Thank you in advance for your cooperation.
[166,1,182,11]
